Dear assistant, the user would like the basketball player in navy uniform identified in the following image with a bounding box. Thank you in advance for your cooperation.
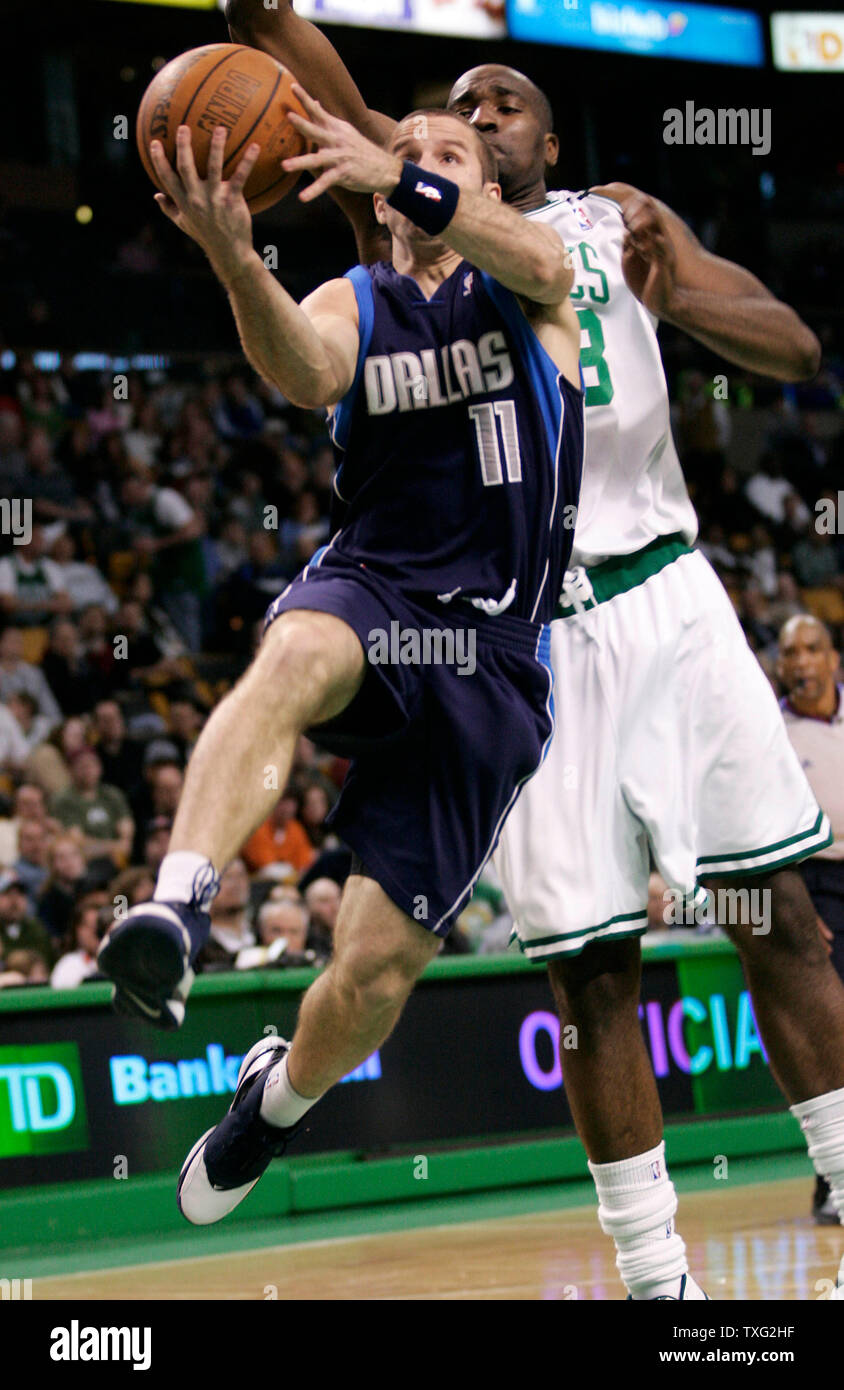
[96,96,583,1220]
[222,5,844,1302]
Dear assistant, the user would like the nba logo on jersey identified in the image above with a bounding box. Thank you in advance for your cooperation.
[463,272,474,297]
[572,202,593,231]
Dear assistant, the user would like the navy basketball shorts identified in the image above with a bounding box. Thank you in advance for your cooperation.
[264,555,554,936]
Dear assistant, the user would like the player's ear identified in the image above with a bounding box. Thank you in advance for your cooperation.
[483,182,502,202]
[373,192,388,225]
[545,133,559,169]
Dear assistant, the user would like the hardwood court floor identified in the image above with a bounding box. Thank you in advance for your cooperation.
[33,1177,843,1300]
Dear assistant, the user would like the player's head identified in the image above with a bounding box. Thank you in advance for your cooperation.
[374,110,500,243]
[447,65,558,201]
[777,614,839,707]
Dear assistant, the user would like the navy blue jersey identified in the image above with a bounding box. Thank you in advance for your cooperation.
[327,259,583,625]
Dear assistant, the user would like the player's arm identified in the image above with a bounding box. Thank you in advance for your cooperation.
[589,183,821,381]
[149,127,359,409]
[225,0,394,263]
[285,91,574,306]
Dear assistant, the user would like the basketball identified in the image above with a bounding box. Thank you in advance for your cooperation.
[136,44,311,214]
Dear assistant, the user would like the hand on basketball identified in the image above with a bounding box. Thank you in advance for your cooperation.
[149,126,258,281]
[281,85,402,203]
[590,182,679,319]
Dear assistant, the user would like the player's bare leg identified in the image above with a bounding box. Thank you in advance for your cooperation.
[98,609,365,1025]
[548,938,704,1299]
[706,866,844,1246]
[178,873,441,1223]
[282,873,441,1098]
[168,609,364,870]
[704,868,844,1100]
[548,938,661,1161]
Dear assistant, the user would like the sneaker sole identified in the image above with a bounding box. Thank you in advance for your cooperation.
[99,920,185,1000]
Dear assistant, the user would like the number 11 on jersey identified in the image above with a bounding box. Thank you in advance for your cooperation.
[469,400,523,486]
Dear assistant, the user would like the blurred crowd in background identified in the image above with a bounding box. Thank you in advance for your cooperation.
[0,339,841,989]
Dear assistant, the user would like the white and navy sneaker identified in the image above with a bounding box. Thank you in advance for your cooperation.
[98,898,212,1030]
[178,1036,300,1225]
[628,1275,710,1300]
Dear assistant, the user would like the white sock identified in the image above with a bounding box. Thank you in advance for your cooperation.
[589,1141,689,1299]
[790,1086,844,1220]
[154,852,220,910]
[260,1052,319,1129]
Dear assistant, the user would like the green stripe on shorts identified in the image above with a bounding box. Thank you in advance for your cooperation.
[556,532,693,617]
[512,908,649,959]
[696,809,833,877]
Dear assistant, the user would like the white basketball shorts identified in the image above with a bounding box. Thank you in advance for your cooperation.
[494,536,832,960]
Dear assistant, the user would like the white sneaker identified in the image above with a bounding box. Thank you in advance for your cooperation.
[178,1036,298,1225]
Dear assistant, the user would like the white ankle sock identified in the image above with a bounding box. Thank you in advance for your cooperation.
[790,1086,844,1220]
[154,852,220,909]
[589,1141,689,1299]
[260,1053,319,1129]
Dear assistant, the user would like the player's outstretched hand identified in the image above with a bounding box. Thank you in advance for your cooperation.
[150,126,259,282]
[282,85,401,202]
[590,182,679,319]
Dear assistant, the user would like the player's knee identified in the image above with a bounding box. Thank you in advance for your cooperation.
[548,940,641,1028]
[257,616,343,714]
[706,870,828,966]
[332,943,417,1018]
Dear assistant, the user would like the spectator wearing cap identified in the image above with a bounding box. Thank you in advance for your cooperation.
[50,901,105,989]
[241,787,316,877]
[50,747,134,867]
[777,613,844,1225]
[0,870,54,963]
[37,834,90,941]
[0,627,61,727]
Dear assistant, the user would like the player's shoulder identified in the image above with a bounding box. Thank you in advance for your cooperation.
[527,188,623,233]
[303,273,363,321]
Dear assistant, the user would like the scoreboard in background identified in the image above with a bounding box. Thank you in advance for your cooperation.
[771,12,844,70]
[507,0,765,65]
[219,0,507,35]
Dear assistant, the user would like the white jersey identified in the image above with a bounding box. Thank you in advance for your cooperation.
[529,190,698,568]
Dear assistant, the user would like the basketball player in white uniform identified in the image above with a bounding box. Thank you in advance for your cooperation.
[227,3,844,1301]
